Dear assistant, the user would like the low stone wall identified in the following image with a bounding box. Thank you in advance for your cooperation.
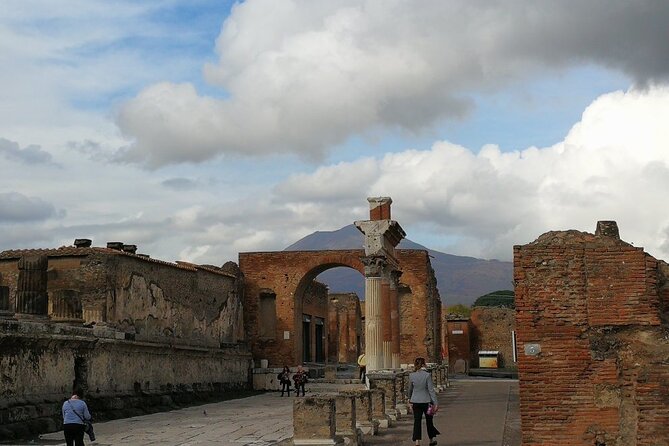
[0,319,252,440]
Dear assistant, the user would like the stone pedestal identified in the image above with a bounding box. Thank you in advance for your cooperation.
[324,365,337,381]
[368,372,398,420]
[335,394,361,445]
[293,396,344,445]
[370,389,391,428]
[395,371,409,415]
[345,390,378,436]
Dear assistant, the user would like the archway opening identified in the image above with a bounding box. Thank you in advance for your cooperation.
[294,263,364,366]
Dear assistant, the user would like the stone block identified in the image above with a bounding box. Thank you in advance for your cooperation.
[369,389,391,428]
[293,396,344,445]
[334,394,359,445]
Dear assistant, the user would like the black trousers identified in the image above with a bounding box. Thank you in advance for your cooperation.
[412,403,440,441]
[295,382,305,396]
[63,423,85,446]
[280,380,291,396]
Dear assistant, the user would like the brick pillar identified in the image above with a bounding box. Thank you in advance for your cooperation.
[345,389,377,436]
[293,396,344,445]
[334,394,360,445]
[50,290,84,323]
[390,270,401,369]
[381,276,392,369]
[363,257,385,372]
[15,255,48,317]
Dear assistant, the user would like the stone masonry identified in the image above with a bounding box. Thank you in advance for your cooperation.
[514,221,669,446]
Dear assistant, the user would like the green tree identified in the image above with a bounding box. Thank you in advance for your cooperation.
[473,290,515,308]
[445,303,472,318]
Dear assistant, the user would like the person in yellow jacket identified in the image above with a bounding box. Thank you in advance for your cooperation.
[357,353,366,383]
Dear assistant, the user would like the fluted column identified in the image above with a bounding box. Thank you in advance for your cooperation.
[381,275,392,369]
[390,270,402,369]
[363,256,385,372]
[16,255,48,317]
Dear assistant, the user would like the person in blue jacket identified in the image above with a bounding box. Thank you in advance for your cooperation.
[408,357,440,446]
[62,387,92,446]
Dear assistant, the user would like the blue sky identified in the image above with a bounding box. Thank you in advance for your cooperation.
[1,0,668,264]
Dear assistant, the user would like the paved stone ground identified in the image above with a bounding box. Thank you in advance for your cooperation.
[365,378,520,446]
[23,378,518,446]
[35,393,294,446]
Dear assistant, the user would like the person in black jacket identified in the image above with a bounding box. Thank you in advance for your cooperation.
[278,365,291,396]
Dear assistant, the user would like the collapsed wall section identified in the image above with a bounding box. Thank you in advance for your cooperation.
[514,222,669,446]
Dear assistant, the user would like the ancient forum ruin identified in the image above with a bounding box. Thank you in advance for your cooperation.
[1,198,668,445]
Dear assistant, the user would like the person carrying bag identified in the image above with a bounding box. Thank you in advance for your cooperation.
[408,357,440,446]
[62,387,95,445]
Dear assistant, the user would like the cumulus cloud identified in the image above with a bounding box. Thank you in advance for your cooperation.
[275,87,669,261]
[117,0,669,166]
[0,192,57,222]
[0,138,54,165]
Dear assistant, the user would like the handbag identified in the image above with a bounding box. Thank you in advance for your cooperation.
[67,400,96,441]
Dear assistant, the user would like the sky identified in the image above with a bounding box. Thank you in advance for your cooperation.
[1,0,669,265]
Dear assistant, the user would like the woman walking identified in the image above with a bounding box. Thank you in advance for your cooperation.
[62,387,92,446]
[408,357,440,446]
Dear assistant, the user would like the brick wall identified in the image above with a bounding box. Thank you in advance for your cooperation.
[514,223,669,445]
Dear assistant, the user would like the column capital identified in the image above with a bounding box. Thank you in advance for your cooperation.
[361,255,387,278]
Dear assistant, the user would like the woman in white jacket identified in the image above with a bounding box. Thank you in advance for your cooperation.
[408,357,440,446]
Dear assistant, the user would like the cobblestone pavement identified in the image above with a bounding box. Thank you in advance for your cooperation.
[25,378,518,446]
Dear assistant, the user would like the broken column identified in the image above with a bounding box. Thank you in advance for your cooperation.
[355,197,405,372]
[15,255,48,317]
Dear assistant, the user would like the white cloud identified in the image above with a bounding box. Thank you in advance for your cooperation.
[117,0,669,167]
[274,87,669,261]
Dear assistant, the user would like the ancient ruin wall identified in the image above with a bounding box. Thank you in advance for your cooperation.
[470,307,516,368]
[514,224,669,446]
[0,248,246,346]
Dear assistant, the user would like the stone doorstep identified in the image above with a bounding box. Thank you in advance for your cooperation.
[293,437,344,445]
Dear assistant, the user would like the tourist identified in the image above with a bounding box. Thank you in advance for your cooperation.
[292,364,308,396]
[62,387,92,446]
[357,353,366,383]
[279,365,292,396]
[408,357,440,446]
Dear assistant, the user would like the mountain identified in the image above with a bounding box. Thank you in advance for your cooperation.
[285,225,513,306]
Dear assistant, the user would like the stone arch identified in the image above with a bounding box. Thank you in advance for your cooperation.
[238,249,440,367]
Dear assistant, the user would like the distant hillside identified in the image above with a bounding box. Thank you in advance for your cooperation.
[285,225,513,306]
